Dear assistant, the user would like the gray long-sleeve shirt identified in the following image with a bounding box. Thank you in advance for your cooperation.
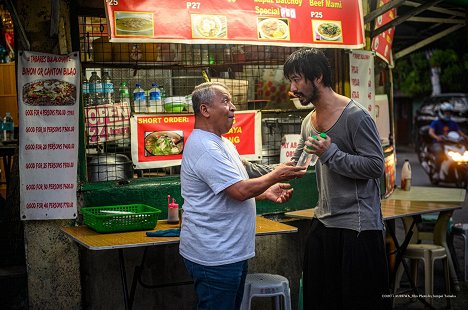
[294,100,385,232]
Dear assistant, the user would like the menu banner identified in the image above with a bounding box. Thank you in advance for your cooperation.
[371,0,395,65]
[18,51,79,220]
[349,50,375,119]
[131,110,262,169]
[105,0,365,49]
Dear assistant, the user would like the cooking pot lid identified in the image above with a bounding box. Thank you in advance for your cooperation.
[87,153,131,165]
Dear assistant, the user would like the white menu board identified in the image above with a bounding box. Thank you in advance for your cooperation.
[18,51,79,220]
[349,50,375,119]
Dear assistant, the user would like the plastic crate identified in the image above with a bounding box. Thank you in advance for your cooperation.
[82,204,161,233]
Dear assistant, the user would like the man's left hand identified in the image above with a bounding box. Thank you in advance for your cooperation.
[263,183,294,203]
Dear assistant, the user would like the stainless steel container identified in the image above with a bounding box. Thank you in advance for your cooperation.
[87,153,134,182]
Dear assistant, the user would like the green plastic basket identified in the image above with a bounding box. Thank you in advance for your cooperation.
[82,204,161,233]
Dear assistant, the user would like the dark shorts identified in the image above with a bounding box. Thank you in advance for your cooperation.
[303,218,391,310]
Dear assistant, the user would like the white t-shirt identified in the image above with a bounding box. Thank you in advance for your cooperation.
[179,129,256,266]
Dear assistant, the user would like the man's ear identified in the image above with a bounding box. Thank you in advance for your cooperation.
[315,74,323,85]
[199,103,210,117]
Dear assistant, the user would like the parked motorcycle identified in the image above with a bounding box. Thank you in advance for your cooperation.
[418,129,468,188]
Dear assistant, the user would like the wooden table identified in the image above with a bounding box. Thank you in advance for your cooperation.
[389,186,466,203]
[284,199,462,221]
[63,216,297,310]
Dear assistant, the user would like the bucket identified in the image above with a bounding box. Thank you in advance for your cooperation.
[87,153,133,182]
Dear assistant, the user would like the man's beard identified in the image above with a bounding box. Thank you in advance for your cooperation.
[301,83,319,106]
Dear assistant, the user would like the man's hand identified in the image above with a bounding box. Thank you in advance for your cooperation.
[305,134,331,156]
[262,183,294,203]
[270,161,307,182]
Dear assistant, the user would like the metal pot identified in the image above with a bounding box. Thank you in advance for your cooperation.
[87,153,133,182]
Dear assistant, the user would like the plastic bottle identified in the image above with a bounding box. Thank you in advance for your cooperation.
[159,85,166,101]
[401,159,412,191]
[88,71,102,105]
[3,112,14,141]
[167,195,179,224]
[132,83,146,113]
[101,71,114,105]
[296,146,318,167]
[296,133,326,167]
[82,74,90,106]
[119,82,130,104]
[148,83,162,113]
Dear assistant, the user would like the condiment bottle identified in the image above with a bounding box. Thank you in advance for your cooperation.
[401,159,412,191]
[167,195,179,224]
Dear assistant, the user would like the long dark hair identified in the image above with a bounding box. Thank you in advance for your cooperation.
[283,48,333,87]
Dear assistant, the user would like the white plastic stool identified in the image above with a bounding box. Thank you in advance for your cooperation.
[452,223,468,281]
[395,244,451,306]
[240,273,291,310]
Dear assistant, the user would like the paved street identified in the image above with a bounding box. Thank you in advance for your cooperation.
[393,145,468,310]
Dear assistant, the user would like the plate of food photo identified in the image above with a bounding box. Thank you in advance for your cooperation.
[191,14,227,39]
[115,12,153,35]
[23,79,76,106]
[144,131,184,156]
[315,21,342,41]
[258,18,290,40]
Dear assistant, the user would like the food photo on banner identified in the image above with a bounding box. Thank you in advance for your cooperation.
[130,110,262,169]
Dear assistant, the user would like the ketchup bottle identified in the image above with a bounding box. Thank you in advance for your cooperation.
[167,195,180,224]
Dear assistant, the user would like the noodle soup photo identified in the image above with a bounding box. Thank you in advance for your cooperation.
[313,20,343,42]
[144,131,184,156]
[115,12,154,36]
[191,14,227,39]
[257,18,290,40]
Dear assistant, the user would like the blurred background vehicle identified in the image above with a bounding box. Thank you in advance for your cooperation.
[414,93,468,151]
[414,93,468,187]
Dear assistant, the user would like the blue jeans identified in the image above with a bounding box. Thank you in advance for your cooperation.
[183,258,248,310]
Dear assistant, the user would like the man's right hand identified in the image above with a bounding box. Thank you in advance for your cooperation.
[271,161,307,182]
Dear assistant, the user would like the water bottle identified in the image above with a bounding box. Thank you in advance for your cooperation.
[101,71,114,105]
[3,112,14,141]
[119,82,130,104]
[296,133,327,167]
[148,83,162,113]
[82,75,90,106]
[132,83,146,113]
[296,146,318,167]
[88,71,102,105]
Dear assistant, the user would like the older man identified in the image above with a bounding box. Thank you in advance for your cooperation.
[179,82,305,310]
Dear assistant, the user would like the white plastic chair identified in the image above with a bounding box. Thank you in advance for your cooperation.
[395,214,452,306]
